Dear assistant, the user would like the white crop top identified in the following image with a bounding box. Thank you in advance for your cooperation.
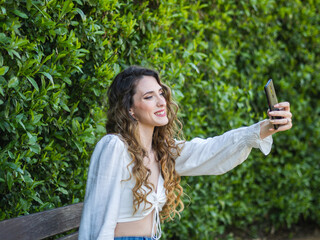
[117,169,166,239]
[78,121,273,240]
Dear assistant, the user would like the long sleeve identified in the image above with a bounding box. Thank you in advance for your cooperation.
[175,121,273,176]
[78,135,127,240]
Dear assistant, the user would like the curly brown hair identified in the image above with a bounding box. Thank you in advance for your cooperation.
[105,66,184,221]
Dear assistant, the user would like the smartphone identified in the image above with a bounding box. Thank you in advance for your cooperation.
[264,79,282,129]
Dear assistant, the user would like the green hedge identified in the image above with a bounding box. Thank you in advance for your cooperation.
[0,0,319,239]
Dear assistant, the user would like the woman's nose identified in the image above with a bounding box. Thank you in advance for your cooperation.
[157,95,166,106]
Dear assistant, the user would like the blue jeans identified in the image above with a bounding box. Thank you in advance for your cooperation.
[114,237,152,240]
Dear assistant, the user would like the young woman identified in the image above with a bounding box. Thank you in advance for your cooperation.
[78,66,292,240]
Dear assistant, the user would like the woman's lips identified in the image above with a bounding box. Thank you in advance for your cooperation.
[154,110,166,117]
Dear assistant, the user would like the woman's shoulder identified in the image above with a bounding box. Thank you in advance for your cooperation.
[90,134,130,167]
[95,133,127,150]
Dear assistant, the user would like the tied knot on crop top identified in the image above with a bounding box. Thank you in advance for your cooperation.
[117,169,167,240]
[148,184,167,239]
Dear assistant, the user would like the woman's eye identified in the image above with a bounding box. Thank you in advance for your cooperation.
[160,92,165,96]
[144,96,152,100]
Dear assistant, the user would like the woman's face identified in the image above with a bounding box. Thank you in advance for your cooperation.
[130,76,168,130]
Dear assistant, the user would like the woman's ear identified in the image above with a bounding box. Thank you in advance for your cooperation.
[129,109,136,120]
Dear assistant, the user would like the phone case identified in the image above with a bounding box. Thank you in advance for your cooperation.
[264,79,281,129]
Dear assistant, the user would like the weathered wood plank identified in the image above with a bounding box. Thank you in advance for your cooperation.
[0,203,83,240]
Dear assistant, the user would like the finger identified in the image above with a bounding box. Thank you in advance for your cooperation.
[273,121,292,132]
[267,110,272,119]
[270,118,293,132]
[274,102,290,111]
[269,110,292,119]
[270,118,291,126]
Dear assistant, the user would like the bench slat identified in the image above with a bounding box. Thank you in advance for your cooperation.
[0,202,83,240]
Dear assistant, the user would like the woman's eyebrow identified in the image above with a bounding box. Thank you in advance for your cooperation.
[142,88,163,96]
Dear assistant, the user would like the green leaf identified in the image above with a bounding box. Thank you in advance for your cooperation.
[60,0,73,20]
[55,27,69,35]
[32,114,43,124]
[72,64,83,73]
[42,53,54,65]
[31,195,43,204]
[61,102,70,112]
[94,31,105,35]
[72,139,83,153]
[0,66,9,76]
[188,62,200,74]
[8,49,21,59]
[15,39,29,47]
[26,76,39,91]
[1,6,6,15]
[16,113,24,121]
[8,76,19,88]
[40,72,54,85]
[74,8,86,21]
[0,33,10,44]
[26,0,33,11]
[22,174,33,184]
[113,64,120,75]
[62,77,72,85]
[7,162,24,174]
[29,144,41,154]
[13,9,28,19]
[31,180,44,190]
[71,118,79,130]
[8,151,14,159]
[54,132,65,141]
[0,82,4,96]
[7,172,13,191]
[27,132,37,144]
[55,53,67,62]
[19,198,28,211]
[82,134,95,144]
[56,187,68,195]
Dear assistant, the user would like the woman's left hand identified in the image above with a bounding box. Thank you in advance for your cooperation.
[268,101,293,132]
[260,101,292,139]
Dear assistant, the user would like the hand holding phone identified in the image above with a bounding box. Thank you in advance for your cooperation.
[264,79,283,129]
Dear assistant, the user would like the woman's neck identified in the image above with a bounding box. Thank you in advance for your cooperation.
[138,125,154,154]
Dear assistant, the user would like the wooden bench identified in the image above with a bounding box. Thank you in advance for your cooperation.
[0,202,83,240]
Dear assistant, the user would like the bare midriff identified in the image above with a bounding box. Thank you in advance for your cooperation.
[114,211,154,237]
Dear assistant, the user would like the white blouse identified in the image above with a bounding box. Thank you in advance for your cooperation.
[78,121,273,240]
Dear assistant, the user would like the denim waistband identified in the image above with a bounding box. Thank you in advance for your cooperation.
[114,237,152,240]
